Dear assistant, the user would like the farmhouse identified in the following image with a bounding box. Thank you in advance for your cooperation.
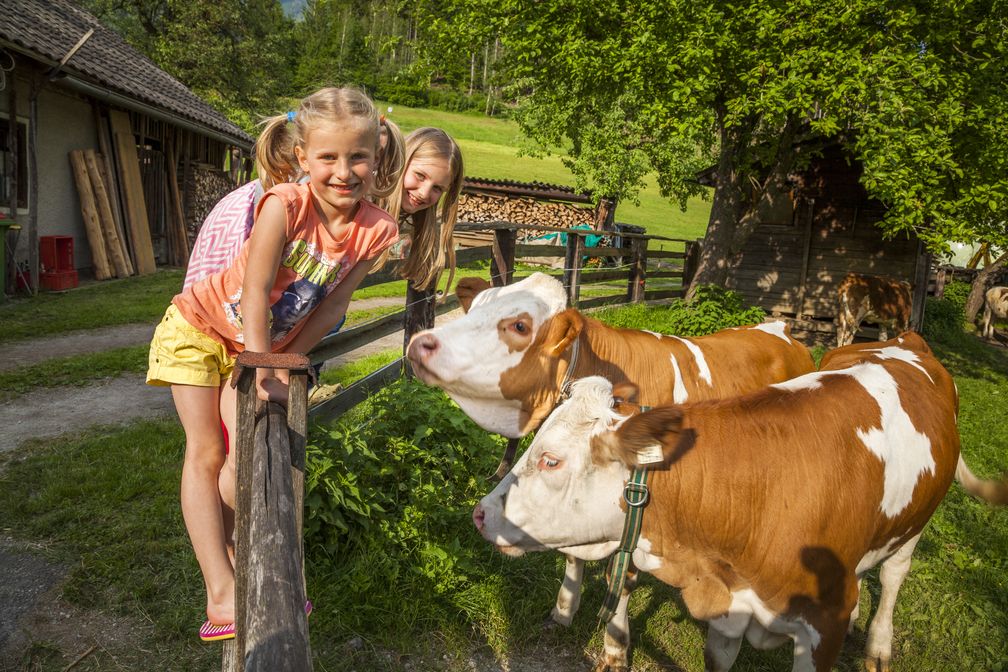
[0,0,253,293]
[699,143,931,342]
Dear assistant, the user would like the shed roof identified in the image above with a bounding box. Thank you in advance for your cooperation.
[0,0,253,148]
[463,176,595,204]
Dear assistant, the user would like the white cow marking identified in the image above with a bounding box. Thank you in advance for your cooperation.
[631,537,663,572]
[671,336,713,386]
[851,363,935,517]
[855,538,903,575]
[643,330,663,339]
[669,353,688,403]
[863,346,934,384]
[752,321,792,343]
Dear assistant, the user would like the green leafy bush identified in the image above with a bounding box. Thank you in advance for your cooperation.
[923,280,970,343]
[305,377,502,562]
[591,285,766,336]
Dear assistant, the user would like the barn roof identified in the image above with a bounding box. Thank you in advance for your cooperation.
[463,176,595,204]
[0,0,253,148]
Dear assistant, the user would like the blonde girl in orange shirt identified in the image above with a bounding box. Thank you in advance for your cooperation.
[147,87,404,640]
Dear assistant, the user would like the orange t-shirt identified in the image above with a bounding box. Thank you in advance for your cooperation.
[173,183,398,354]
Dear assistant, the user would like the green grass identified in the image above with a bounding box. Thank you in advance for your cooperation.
[2,329,1006,670]
[0,269,184,343]
[318,349,401,389]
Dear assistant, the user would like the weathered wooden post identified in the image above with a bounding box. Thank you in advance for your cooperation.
[626,237,648,303]
[491,226,516,287]
[403,281,436,379]
[222,352,313,672]
[682,238,701,291]
[563,231,585,306]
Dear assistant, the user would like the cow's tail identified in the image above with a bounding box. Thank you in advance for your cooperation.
[956,456,1008,505]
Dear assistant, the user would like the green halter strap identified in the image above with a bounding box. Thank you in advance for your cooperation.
[598,466,651,622]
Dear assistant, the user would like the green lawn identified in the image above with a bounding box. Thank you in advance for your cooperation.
[383,101,711,241]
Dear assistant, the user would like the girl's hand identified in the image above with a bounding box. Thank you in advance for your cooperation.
[256,370,289,405]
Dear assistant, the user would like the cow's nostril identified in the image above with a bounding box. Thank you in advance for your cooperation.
[472,503,485,531]
[407,333,439,362]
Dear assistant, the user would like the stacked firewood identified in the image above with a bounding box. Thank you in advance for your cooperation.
[458,193,595,241]
[185,168,237,245]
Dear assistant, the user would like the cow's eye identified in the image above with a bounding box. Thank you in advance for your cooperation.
[538,453,561,470]
[512,320,529,334]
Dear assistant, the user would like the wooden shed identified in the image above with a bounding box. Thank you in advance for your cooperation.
[0,0,253,292]
[706,144,930,341]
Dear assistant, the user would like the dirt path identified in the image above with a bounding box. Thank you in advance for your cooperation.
[0,296,422,456]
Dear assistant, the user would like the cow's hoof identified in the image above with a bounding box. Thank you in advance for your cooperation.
[864,654,891,672]
[591,661,627,672]
[541,615,564,631]
[548,607,574,628]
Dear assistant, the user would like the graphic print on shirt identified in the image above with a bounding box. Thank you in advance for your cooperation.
[224,239,345,344]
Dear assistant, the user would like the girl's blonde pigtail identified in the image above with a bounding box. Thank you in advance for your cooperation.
[254,114,298,190]
[372,119,406,199]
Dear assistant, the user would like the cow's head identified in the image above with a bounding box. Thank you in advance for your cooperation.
[472,377,682,558]
[407,272,582,437]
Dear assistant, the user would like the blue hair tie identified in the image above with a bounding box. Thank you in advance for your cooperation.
[286,110,296,123]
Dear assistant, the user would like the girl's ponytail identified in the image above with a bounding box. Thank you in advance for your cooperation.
[372,118,406,199]
[254,114,298,189]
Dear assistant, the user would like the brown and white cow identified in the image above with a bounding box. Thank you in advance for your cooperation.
[836,272,913,346]
[407,272,815,626]
[408,273,815,439]
[980,286,1008,339]
[473,332,1007,671]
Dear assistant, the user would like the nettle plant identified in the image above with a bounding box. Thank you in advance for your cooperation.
[305,379,505,588]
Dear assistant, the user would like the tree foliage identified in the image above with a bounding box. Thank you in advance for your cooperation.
[429,0,1008,289]
[82,0,299,131]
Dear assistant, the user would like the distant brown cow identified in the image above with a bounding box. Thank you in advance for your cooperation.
[980,286,1008,339]
[836,273,912,346]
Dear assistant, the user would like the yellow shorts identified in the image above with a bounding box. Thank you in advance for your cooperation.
[146,304,236,388]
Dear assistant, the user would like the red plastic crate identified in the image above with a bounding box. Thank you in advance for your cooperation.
[40,235,74,272]
[40,269,79,291]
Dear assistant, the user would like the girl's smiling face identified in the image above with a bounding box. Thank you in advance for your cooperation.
[295,120,377,220]
[400,156,453,214]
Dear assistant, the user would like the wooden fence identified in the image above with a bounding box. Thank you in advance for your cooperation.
[306,221,697,422]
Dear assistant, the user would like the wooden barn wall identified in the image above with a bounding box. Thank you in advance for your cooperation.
[725,146,922,321]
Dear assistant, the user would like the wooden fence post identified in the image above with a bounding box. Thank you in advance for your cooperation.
[403,282,436,378]
[491,228,516,287]
[682,238,701,290]
[223,352,313,672]
[626,237,647,303]
[563,232,584,307]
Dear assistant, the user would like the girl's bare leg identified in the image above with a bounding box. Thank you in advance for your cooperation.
[218,380,238,566]
[172,384,234,625]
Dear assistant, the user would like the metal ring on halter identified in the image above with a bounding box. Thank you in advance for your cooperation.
[623,482,650,507]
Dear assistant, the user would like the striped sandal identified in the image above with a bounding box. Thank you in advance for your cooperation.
[199,601,312,642]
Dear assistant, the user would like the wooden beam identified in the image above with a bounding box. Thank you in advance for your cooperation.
[68,150,112,279]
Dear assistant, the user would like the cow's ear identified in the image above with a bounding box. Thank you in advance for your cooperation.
[591,407,685,468]
[455,277,492,313]
[541,309,584,357]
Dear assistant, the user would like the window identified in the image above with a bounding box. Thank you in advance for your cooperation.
[0,115,28,211]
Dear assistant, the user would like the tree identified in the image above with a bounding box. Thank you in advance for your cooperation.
[430,0,1008,296]
[83,0,297,132]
